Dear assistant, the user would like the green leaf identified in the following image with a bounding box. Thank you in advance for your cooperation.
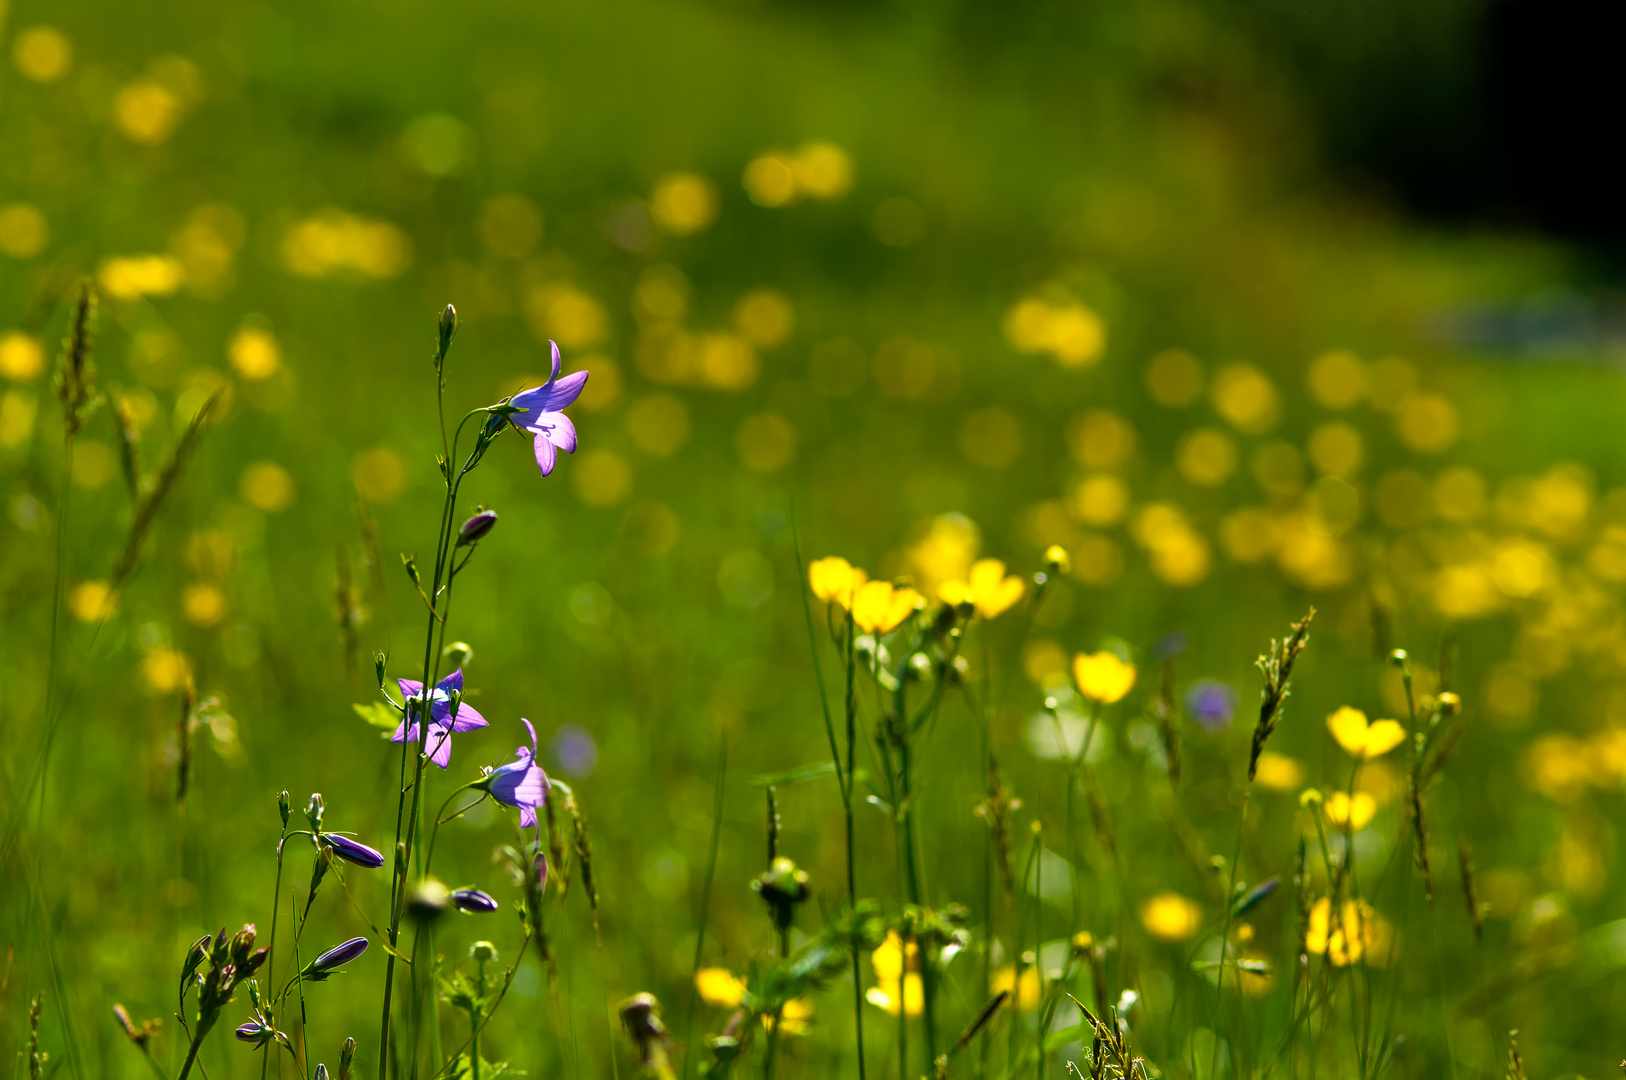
[750,761,836,788]
[354,701,400,730]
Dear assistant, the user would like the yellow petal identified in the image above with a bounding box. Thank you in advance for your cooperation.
[938,580,973,606]
[695,968,746,1007]
[1360,719,1407,759]
[1326,706,1371,758]
[977,576,1025,619]
[1140,892,1202,941]
[852,580,894,633]
[1073,651,1137,704]
[968,558,1006,595]
[1325,791,1376,831]
[883,587,923,632]
[809,556,867,609]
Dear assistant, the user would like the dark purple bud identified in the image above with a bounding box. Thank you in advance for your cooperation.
[237,1020,274,1045]
[241,947,270,979]
[303,937,369,980]
[451,888,499,914]
[322,834,385,869]
[531,850,549,892]
[457,510,498,546]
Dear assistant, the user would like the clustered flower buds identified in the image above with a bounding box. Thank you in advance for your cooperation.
[751,856,811,934]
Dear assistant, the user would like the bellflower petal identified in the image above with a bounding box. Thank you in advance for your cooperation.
[426,726,454,769]
[535,412,577,453]
[533,433,558,476]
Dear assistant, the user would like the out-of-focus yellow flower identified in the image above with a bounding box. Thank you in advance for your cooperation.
[866,974,922,1017]
[13,27,73,82]
[1073,651,1136,704]
[1071,474,1128,527]
[1211,364,1279,434]
[650,172,719,236]
[0,332,45,381]
[695,968,746,1008]
[1130,503,1210,587]
[1176,428,1237,486]
[283,210,412,279]
[98,255,185,300]
[1043,545,1071,575]
[1307,421,1364,478]
[791,142,853,199]
[990,964,1042,1010]
[1324,792,1376,832]
[351,447,407,503]
[906,514,979,594]
[1141,892,1202,942]
[732,289,794,348]
[114,79,184,143]
[1219,507,1279,565]
[939,558,1025,618]
[700,333,759,390]
[1145,348,1203,406]
[143,649,193,694]
[1306,350,1367,409]
[1326,707,1406,761]
[1306,898,1395,966]
[1004,294,1106,368]
[71,441,115,488]
[743,153,798,207]
[768,997,814,1035]
[1522,734,1591,803]
[241,461,296,512]
[809,557,867,610]
[1394,393,1458,453]
[68,581,116,622]
[1253,752,1304,791]
[959,407,1023,469]
[182,583,227,627]
[1366,357,1416,413]
[870,931,916,979]
[228,327,280,380]
[0,391,37,449]
[853,581,922,635]
[0,204,49,259]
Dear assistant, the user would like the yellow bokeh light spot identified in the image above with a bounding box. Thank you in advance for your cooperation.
[1252,752,1303,791]
[1219,507,1279,564]
[1251,441,1305,497]
[1211,363,1279,434]
[1307,421,1364,478]
[572,355,623,412]
[906,514,979,594]
[650,172,719,235]
[1306,350,1367,409]
[625,394,692,457]
[241,461,296,512]
[990,965,1043,1011]
[1325,792,1377,831]
[228,328,281,381]
[0,204,49,259]
[283,210,412,279]
[351,447,407,503]
[732,289,795,348]
[98,255,185,300]
[113,80,184,144]
[1067,533,1122,587]
[68,581,116,623]
[1003,295,1106,368]
[792,142,854,199]
[182,583,228,627]
[1022,638,1069,688]
[0,332,46,382]
[70,441,115,488]
[735,412,796,472]
[0,391,36,448]
[1395,394,1459,453]
[572,450,633,508]
[694,968,746,1008]
[1145,348,1203,407]
[743,153,798,207]
[143,649,194,694]
[698,333,758,390]
[1176,427,1237,487]
[1071,473,1128,527]
[1066,410,1135,470]
[13,27,73,82]
[1433,466,1486,522]
[1141,892,1202,942]
[172,204,246,295]
[872,336,936,400]
[1374,469,1429,528]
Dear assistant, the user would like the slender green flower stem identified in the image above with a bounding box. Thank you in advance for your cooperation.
[842,614,867,1080]
[261,824,289,1080]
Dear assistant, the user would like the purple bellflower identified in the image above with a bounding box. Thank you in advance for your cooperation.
[391,668,487,769]
[507,341,589,477]
[486,718,550,827]
[321,833,385,869]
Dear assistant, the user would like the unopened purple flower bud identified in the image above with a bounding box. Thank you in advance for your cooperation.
[451,888,499,914]
[322,834,385,869]
[237,1020,274,1045]
[532,850,549,892]
[303,937,369,980]
[457,510,498,546]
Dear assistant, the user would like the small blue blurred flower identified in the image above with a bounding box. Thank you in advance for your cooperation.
[551,722,598,778]
[1184,679,1237,733]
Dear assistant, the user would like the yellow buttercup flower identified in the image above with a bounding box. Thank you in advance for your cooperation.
[990,964,1042,1010]
[1141,892,1202,942]
[866,933,923,1016]
[1324,791,1376,831]
[1306,897,1395,966]
[852,581,922,634]
[1073,651,1137,704]
[866,974,922,1017]
[1326,707,1406,761]
[769,998,813,1036]
[809,556,866,610]
[937,558,1025,619]
[695,968,746,1007]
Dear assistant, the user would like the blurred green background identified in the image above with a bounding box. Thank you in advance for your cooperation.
[5,0,1626,1076]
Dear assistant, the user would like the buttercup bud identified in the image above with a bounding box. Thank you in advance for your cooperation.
[470,941,498,963]
[1044,545,1071,575]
